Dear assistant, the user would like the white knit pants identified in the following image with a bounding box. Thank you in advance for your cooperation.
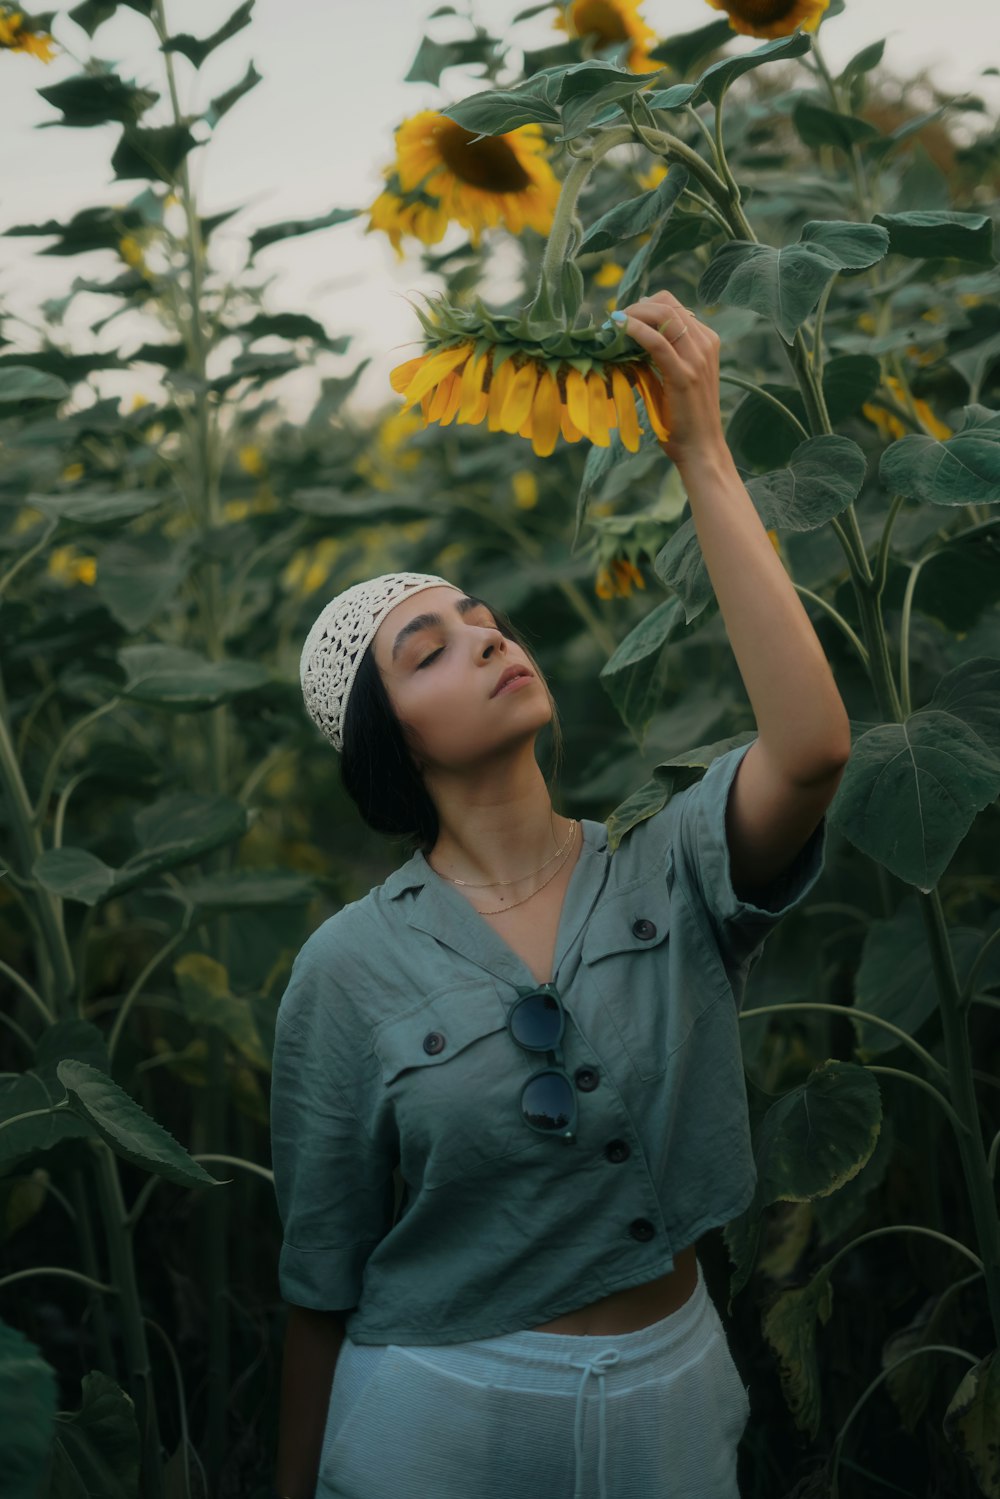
[317,1261,749,1499]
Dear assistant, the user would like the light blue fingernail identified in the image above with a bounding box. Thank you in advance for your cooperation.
[600,318,613,330]
[610,309,628,324]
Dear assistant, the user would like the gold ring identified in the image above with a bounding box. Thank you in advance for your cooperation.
[658,317,690,344]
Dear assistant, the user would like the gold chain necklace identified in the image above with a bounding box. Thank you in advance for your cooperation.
[472,822,579,917]
[431,817,578,888]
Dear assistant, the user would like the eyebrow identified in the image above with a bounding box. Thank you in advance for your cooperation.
[391,595,491,663]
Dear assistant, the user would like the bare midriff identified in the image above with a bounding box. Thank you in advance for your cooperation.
[527,1243,700,1336]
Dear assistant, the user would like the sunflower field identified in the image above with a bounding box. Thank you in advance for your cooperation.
[1,0,1000,1495]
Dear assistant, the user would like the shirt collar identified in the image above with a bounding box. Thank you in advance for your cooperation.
[380,818,610,990]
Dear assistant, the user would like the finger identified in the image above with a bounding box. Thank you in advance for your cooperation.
[625,296,701,342]
[615,310,690,367]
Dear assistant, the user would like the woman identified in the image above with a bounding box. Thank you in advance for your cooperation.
[270,289,852,1499]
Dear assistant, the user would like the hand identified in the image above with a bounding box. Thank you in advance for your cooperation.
[613,290,727,469]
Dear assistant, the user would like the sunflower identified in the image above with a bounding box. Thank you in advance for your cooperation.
[555,0,658,72]
[390,336,669,459]
[703,0,828,39]
[366,174,450,257]
[595,557,646,599]
[0,8,55,58]
[393,111,560,243]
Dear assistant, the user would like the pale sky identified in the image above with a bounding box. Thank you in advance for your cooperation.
[1,0,997,419]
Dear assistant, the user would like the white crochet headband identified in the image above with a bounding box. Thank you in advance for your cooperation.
[299,572,458,753]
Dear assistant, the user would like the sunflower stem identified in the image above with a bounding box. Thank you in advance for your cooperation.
[536,127,635,314]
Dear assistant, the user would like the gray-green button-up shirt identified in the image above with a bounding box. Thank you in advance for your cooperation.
[270,740,826,1344]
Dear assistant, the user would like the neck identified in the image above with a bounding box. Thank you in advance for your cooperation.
[425,753,572,887]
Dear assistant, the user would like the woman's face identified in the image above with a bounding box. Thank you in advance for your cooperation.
[371,585,552,773]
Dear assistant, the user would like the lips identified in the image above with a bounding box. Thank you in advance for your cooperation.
[491,665,533,697]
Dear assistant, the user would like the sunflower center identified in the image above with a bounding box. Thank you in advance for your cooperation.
[436,124,533,193]
[723,0,798,19]
[572,0,630,44]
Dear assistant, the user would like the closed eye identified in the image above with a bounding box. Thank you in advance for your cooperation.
[417,648,443,668]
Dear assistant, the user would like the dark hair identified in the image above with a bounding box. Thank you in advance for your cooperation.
[339,597,564,854]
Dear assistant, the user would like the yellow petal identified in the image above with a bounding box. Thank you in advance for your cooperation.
[427,372,456,422]
[586,371,611,448]
[634,366,671,442]
[499,362,540,435]
[389,355,425,394]
[611,367,641,453]
[487,359,517,432]
[530,369,561,457]
[457,352,488,422]
[436,373,464,426]
[400,344,472,410]
[564,368,590,435]
[560,406,583,442]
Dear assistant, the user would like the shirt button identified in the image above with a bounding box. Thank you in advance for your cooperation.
[629,1218,655,1242]
[632,918,657,940]
[575,1067,600,1092]
[422,1031,446,1055]
[605,1139,630,1163]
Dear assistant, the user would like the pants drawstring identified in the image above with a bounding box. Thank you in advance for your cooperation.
[569,1348,622,1499]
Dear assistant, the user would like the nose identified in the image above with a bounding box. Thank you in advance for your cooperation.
[479,625,505,660]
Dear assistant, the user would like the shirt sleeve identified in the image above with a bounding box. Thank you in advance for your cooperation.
[670,739,827,970]
[270,997,396,1313]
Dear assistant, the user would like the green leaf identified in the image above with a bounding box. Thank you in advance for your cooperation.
[442,85,560,135]
[652,30,812,110]
[655,437,865,619]
[762,1271,835,1438]
[745,435,868,529]
[167,869,317,912]
[95,534,191,631]
[840,39,886,85]
[117,643,271,708]
[727,356,880,469]
[3,204,146,256]
[174,953,268,1068]
[231,311,349,354]
[613,169,692,307]
[598,598,692,749]
[647,18,733,76]
[907,523,1000,631]
[752,1060,882,1207]
[872,209,996,265]
[248,206,359,257]
[0,1020,109,1167]
[829,657,1000,889]
[0,1323,58,1497]
[111,123,198,183]
[32,794,249,905]
[0,366,70,404]
[943,1352,1000,1499]
[879,404,1000,506]
[699,222,889,342]
[162,0,254,68]
[57,1059,219,1187]
[30,848,117,906]
[45,1371,141,1499]
[405,33,501,86]
[33,488,162,527]
[580,168,687,253]
[68,0,119,36]
[204,60,262,127]
[37,71,159,128]
[606,733,755,850]
[791,96,881,152]
[853,899,1000,1057]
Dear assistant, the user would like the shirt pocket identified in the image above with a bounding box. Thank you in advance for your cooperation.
[372,980,539,1191]
[581,849,704,1082]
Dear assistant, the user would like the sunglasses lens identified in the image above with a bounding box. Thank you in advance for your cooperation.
[510,992,562,1050]
[522,1071,575,1132]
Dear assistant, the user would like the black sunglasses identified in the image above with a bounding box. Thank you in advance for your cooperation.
[508,983,577,1141]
